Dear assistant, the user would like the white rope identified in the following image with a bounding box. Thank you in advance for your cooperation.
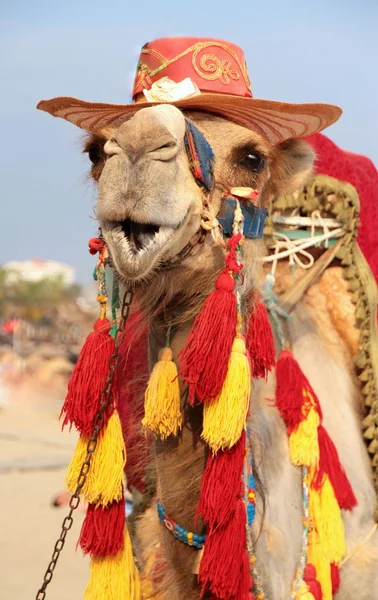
[262,228,345,266]
[310,210,330,249]
[272,214,342,229]
[269,232,315,275]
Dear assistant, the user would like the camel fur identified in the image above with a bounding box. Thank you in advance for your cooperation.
[82,105,378,599]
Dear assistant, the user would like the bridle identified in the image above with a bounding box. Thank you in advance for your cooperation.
[159,119,269,270]
[159,228,206,270]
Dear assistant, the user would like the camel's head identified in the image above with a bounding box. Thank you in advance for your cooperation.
[86,104,315,286]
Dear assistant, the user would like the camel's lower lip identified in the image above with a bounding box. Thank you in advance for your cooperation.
[101,218,177,278]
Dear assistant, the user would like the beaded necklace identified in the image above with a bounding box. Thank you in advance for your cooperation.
[156,451,312,599]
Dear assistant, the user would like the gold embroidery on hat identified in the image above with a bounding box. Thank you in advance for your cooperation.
[192,53,239,85]
[134,62,153,90]
[134,41,252,93]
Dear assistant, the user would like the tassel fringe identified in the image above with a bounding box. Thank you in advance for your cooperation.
[275,350,322,432]
[66,412,126,506]
[308,471,346,565]
[61,318,116,437]
[198,500,249,600]
[179,271,237,404]
[245,293,275,379]
[196,431,246,527]
[314,425,357,510]
[142,347,182,439]
[84,528,141,600]
[289,406,320,467]
[202,338,250,452]
[79,496,125,557]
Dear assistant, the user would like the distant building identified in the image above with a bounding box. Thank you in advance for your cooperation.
[3,259,76,286]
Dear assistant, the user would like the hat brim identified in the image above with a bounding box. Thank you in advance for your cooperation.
[37,94,342,145]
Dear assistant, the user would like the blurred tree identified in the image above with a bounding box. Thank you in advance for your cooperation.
[0,271,81,321]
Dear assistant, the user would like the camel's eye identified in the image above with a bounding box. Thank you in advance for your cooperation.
[88,144,103,165]
[240,151,265,173]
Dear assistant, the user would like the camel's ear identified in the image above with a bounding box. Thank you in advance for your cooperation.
[267,139,315,196]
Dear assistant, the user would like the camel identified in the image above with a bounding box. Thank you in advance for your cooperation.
[36,37,378,600]
[76,104,377,598]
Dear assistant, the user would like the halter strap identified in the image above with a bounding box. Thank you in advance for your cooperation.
[218,197,268,239]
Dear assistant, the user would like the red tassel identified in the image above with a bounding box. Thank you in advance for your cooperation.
[275,350,322,432]
[304,564,322,600]
[89,237,105,255]
[313,425,357,510]
[179,271,236,404]
[331,563,340,595]
[78,496,125,557]
[196,431,246,527]
[245,295,275,379]
[238,549,253,600]
[199,500,248,599]
[61,318,117,436]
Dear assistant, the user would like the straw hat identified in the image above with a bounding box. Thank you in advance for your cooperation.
[37,36,341,144]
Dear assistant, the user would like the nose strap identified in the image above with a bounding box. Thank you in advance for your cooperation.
[184,119,214,190]
[218,197,268,239]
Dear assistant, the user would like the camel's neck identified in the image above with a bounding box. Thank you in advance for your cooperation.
[147,317,207,594]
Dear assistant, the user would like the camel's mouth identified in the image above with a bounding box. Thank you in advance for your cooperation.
[101,217,178,279]
[104,218,176,255]
[119,218,161,253]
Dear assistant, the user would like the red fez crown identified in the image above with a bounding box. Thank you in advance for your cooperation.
[133,37,252,100]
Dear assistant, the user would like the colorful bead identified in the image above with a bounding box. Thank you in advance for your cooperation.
[157,501,205,549]
[247,468,257,526]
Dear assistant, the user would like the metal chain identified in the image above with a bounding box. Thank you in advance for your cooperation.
[36,287,134,600]
[160,229,206,270]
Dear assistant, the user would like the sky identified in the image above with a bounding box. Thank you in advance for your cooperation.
[1,0,377,284]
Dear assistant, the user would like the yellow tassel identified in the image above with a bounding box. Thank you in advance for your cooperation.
[309,471,346,564]
[295,581,315,599]
[66,412,125,506]
[85,528,141,600]
[202,337,250,452]
[142,347,182,439]
[306,468,347,600]
[307,527,332,600]
[289,406,320,467]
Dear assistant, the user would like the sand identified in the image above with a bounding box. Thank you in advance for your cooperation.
[0,382,89,600]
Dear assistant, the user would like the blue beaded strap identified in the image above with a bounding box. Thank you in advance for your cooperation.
[157,501,206,549]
